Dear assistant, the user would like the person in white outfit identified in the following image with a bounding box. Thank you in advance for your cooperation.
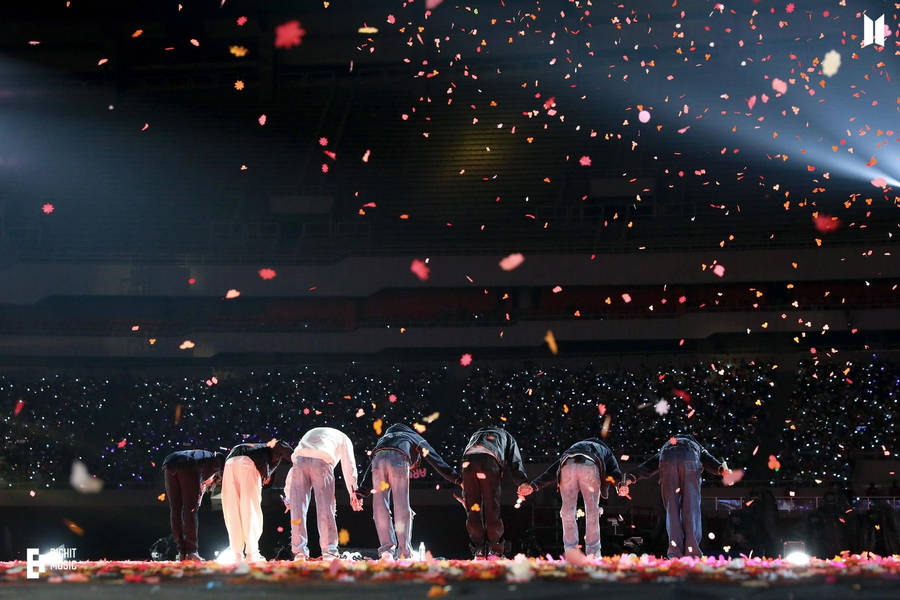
[221,440,293,562]
[285,427,363,560]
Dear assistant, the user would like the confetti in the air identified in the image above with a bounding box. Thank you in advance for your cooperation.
[410,259,430,281]
[821,50,841,77]
[499,253,525,271]
[275,20,306,49]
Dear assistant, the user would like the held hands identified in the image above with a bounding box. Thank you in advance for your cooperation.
[350,492,364,512]
[199,474,218,496]
[720,463,745,486]
[517,483,535,497]
[616,481,632,500]
[452,485,466,508]
[280,494,290,513]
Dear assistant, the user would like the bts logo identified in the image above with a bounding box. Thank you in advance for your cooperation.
[862,13,885,48]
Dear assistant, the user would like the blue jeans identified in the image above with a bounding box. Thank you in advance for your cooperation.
[659,445,703,558]
[371,450,414,558]
[289,457,338,557]
[559,461,603,556]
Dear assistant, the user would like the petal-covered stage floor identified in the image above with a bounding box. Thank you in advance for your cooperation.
[3,554,900,587]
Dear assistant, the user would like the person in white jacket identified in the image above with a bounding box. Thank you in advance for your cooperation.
[285,427,363,560]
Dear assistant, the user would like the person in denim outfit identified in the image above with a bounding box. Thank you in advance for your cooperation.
[619,434,729,558]
[361,424,460,559]
[285,427,363,560]
[520,438,622,557]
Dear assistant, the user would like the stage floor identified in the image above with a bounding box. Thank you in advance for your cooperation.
[3,555,900,599]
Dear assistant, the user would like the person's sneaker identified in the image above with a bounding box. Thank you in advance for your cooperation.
[183,553,204,561]
[379,551,395,561]
[293,554,309,561]
[174,553,183,561]
[321,553,339,561]
[247,553,266,562]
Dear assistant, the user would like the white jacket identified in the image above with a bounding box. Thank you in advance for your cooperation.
[291,427,358,496]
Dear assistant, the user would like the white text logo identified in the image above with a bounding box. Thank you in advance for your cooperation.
[25,546,77,579]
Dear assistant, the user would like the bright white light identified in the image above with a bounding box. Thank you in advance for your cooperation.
[785,551,810,566]
[39,549,61,565]
[215,548,237,565]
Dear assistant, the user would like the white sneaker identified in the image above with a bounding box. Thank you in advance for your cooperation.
[247,553,266,563]
[293,554,308,561]
[380,551,395,561]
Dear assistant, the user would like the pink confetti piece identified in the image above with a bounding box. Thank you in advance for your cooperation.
[621,293,632,303]
[179,340,195,350]
[14,399,24,416]
[772,78,787,95]
[362,149,371,163]
[41,203,54,214]
[552,285,563,294]
[258,114,267,126]
[499,253,525,271]
[189,39,200,47]
[722,468,745,486]
[871,177,887,188]
[813,214,841,233]
[275,20,306,49]
[712,264,726,277]
[578,155,591,166]
[747,95,757,110]
[459,353,473,366]
[225,289,241,299]
[258,268,277,280]
[638,110,651,123]
[410,259,430,281]
[236,16,248,26]
[97,58,108,66]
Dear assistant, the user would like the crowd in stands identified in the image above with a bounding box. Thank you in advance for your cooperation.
[779,357,899,485]
[1,358,896,491]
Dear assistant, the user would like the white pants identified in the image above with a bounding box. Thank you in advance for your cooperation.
[222,456,264,560]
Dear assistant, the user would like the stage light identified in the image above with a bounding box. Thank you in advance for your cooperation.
[783,540,809,566]
[785,551,810,566]
[215,548,237,565]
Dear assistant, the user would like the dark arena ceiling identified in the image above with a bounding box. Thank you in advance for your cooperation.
[0,0,897,361]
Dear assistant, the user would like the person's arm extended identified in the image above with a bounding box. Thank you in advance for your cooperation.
[506,436,529,485]
[627,453,660,483]
[339,434,359,497]
[698,443,726,475]
[529,458,561,492]
[604,451,623,483]
[419,439,460,483]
